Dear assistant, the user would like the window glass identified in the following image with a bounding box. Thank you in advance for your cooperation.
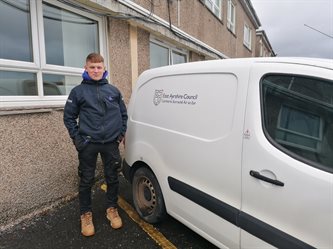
[0,0,33,62]
[150,42,169,68]
[227,0,235,33]
[150,41,187,69]
[0,71,37,96]
[43,2,99,67]
[43,74,81,96]
[205,0,213,10]
[276,105,321,151]
[262,74,333,171]
[172,51,186,65]
[244,24,252,49]
[205,0,222,19]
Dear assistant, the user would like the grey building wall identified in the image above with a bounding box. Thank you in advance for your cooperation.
[108,18,132,102]
[0,109,77,228]
[131,0,258,58]
[137,29,151,77]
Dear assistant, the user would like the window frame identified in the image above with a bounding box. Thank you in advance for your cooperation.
[171,49,187,65]
[149,38,188,69]
[227,0,236,34]
[0,0,107,107]
[204,0,222,20]
[243,23,252,50]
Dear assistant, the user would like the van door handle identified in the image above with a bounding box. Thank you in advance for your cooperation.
[249,170,284,187]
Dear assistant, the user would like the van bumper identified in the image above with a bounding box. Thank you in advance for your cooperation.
[122,159,131,182]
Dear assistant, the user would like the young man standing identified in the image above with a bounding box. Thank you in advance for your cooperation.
[64,53,128,236]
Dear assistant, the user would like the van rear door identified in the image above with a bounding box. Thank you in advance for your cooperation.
[241,62,333,249]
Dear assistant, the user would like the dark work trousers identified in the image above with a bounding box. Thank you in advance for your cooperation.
[78,141,121,214]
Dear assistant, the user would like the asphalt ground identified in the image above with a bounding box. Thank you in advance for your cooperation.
[0,176,218,249]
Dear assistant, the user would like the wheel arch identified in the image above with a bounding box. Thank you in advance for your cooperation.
[125,141,166,184]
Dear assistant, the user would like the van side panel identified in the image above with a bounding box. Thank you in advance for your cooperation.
[132,73,237,140]
[128,69,249,248]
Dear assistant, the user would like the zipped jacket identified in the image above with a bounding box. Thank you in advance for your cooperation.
[64,77,128,144]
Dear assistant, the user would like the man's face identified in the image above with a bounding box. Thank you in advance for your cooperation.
[84,61,105,81]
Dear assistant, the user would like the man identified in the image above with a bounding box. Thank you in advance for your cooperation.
[64,53,128,236]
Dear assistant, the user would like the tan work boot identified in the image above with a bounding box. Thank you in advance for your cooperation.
[80,212,95,236]
[106,207,122,229]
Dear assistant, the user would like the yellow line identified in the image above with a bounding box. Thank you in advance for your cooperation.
[101,183,177,249]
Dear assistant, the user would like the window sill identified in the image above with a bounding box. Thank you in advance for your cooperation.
[0,105,64,116]
[227,27,237,38]
[243,43,252,52]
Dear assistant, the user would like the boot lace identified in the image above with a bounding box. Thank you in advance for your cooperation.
[82,212,93,226]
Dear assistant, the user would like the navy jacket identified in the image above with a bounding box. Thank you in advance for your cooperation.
[64,77,128,144]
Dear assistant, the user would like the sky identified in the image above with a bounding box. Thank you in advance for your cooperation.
[251,0,333,59]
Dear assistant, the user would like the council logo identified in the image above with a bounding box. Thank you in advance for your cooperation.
[153,89,164,106]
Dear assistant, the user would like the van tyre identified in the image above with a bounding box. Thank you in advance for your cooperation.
[132,167,166,223]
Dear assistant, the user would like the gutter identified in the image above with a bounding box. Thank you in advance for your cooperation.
[256,30,274,54]
[240,0,261,28]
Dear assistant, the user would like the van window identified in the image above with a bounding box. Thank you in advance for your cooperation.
[262,74,333,172]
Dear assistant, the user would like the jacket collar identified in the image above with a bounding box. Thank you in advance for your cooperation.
[82,70,109,85]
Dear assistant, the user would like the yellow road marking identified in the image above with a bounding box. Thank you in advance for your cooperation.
[101,183,177,249]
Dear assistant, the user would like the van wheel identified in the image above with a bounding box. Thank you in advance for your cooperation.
[132,167,166,223]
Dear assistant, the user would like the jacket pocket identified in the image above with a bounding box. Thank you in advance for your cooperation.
[74,135,91,151]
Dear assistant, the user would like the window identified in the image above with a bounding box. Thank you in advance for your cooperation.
[243,24,252,50]
[0,71,37,96]
[172,51,187,65]
[276,105,323,152]
[150,40,188,69]
[204,0,222,19]
[43,3,99,68]
[227,0,236,34]
[0,0,104,106]
[43,74,80,96]
[0,0,33,62]
[150,42,169,68]
[262,74,333,171]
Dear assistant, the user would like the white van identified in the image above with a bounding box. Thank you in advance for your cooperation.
[123,57,333,249]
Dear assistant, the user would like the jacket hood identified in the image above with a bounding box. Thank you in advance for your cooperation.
[82,70,109,85]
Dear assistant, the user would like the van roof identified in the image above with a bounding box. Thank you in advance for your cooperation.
[138,57,332,83]
[146,57,333,74]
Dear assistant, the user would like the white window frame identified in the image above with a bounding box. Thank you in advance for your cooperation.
[150,38,188,68]
[0,0,107,108]
[227,0,236,34]
[204,0,222,20]
[243,23,252,50]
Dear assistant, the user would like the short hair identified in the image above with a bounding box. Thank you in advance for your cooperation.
[86,53,104,63]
